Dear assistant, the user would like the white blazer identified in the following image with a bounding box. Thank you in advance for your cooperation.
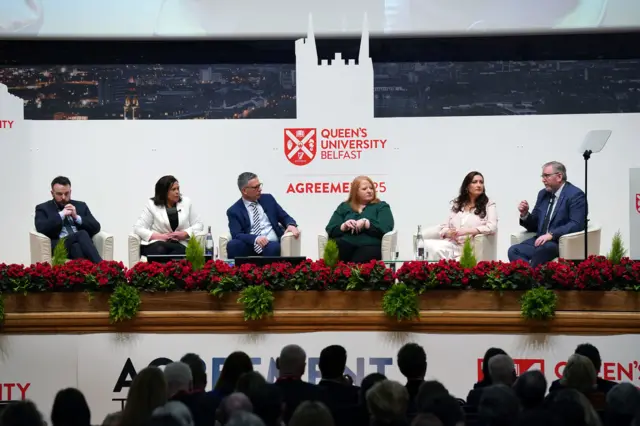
[134,196,204,246]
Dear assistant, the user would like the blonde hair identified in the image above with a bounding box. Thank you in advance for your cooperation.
[560,354,597,394]
[346,175,380,212]
[366,380,409,424]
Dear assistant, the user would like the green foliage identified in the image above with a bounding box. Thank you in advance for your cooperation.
[237,285,274,321]
[108,285,141,323]
[186,234,205,271]
[520,286,558,320]
[210,275,244,297]
[459,236,477,269]
[323,239,340,269]
[606,230,627,265]
[52,238,68,266]
[382,283,420,321]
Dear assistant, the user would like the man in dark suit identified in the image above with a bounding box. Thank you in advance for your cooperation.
[226,172,299,259]
[508,161,587,266]
[34,176,102,263]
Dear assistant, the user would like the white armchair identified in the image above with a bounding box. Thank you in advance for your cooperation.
[29,230,114,264]
[317,230,398,261]
[128,232,207,267]
[415,226,498,261]
[509,222,602,260]
[219,230,302,260]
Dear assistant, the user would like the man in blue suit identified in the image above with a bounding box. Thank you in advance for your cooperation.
[34,176,102,263]
[508,161,587,267]
[226,172,299,259]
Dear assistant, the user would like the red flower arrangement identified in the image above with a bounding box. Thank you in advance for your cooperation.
[0,257,639,294]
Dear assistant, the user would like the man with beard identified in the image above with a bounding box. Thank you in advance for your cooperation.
[34,176,102,263]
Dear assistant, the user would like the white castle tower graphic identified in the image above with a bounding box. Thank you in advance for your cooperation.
[295,14,374,120]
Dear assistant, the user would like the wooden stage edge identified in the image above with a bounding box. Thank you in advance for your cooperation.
[2,290,640,334]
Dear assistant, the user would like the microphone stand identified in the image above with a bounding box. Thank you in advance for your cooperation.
[583,149,591,260]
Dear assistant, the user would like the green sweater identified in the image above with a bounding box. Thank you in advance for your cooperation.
[325,201,395,246]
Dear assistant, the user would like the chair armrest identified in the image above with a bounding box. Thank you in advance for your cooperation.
[192,231,207,248]
[219,233,232,260]
[280,229,302,256]
[92,231,114,261]
[29,230,52,264]
[510,231,536,245]
[472,233,498,261]
[559,225,602,259]
[381,230,398,261]
[128,234,142,267]
[421,226,442,240]
[317,233,329,259]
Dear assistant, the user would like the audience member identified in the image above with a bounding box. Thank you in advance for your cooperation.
[246,384,284,426]
[415,380,450,413]
[397,343,428,416]
[226,411,266,426]
[561,354,598,395]
[318,345,359,407]
[545,388,602,426]
[50,387,91,426]
[152,401,194,426]
[236,371,267,395]
[513,370,547,410]
[478,384,520,426]
[515,409,562,426]
[417,393,464,426]
[411,413,444,426]
[0,400,44,426]
[604,382,640,426]
[164,362,193,398]
[179,353,216,426]
[213,352,254,399]
[289,401,335,426]
[467,354,515,407]
[180,353,207,392]
[359,373,387,405]
[217,393,253,425]
[550,343,617,394]
[467,347,508,405]
[366,380,410,426]
[117,366,168,426]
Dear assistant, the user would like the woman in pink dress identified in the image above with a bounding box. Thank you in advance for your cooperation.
[424,171,498,260]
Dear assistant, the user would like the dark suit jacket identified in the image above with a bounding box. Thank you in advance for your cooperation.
[226,194,296,245]
[34,200,101,248]
[274,378,328,424]
[520,182,587,240]
[549,377,617,395]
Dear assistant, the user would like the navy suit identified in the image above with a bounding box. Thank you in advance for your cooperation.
[226,193,297,258]
[508,182,587,266]
[34,199,102,263]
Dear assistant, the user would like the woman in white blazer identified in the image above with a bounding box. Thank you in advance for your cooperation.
[134,175,204,257]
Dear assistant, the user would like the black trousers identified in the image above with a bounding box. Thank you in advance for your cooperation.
[336,239,382,263]
[59,230,102,263]
[141,241,186,257]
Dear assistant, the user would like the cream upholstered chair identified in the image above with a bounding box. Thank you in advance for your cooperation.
[29,230,114,264]
[509,222,602,260]
[317,230,398,260]
[415,226,498,261]
[218,230,302,260]
[128,232,207,267]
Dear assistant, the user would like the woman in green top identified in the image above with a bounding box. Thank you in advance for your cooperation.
[325,175,395,263]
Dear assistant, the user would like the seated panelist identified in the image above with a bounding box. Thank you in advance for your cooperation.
[508,161,587,267]
[134,175,204,257]
[226,172,299,259]
[325,175,394,263]
[34,176,103,263]
[423,171,497,261]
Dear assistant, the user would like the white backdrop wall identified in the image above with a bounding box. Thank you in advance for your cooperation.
[0,332,638,424]
[0,113,636,264]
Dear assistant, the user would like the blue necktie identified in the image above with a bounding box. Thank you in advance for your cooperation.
[250,203,263,254]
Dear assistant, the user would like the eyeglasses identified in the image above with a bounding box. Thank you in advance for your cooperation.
[247,183,263,190]
[541,173,560,179]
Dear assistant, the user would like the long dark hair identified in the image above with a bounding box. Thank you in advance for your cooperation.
[451,171,489,218]
[214,351,254,396]
[151,175,181,206]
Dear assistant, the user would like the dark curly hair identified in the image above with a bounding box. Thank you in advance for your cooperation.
[451,171,489,218]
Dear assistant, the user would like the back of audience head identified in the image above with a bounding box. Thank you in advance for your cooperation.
[163,362,193,398]
[411,413,444,426]
[50,387,91,426]
[276,344,307,378]
[416,380,450,413]
[318,345,347,381]
[360,373,387,405]
[226,411,266,426]
[515,409,563,426]
[605,382,640,426]
[215,351,254,395]
[0,400,43,426]
[487,354,516,387]
[366,380,410,425]
[218,392,253,425]
[152,401,193,426]
[480,347,508,385]
[478,384,520,426]
[545,388,601,426]
[397,343,427,380]
[246,384,284,426]
[561,353,597,394]
[120,366,168,426]
[574,343,603,373]
[513,370,547,409]
[288,401,335,426]
[180,353,207,391]
[236,371,267,395]
[418,393,463,426]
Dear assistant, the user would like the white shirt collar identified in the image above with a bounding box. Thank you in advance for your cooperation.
[553,183,565,198]
[242,198,256,208]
